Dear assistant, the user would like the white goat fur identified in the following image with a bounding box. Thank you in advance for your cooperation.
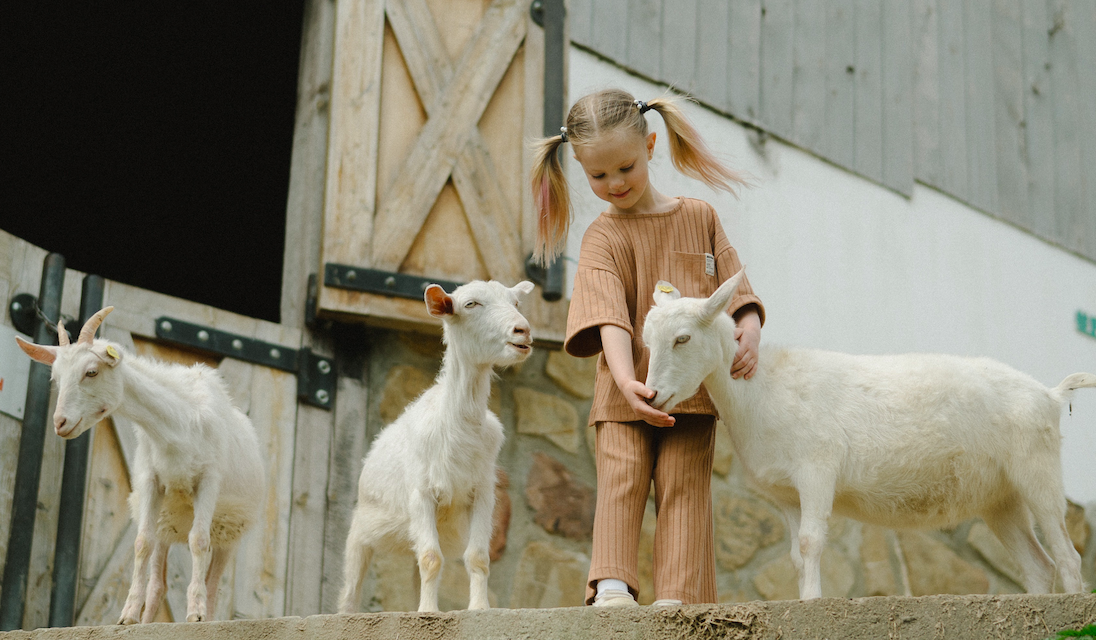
[642,271,1095,599]
[16,308,264,623]
[339,280,534,613]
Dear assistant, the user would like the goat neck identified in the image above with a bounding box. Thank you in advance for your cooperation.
[112,355,204,448]
[434,343,495,424]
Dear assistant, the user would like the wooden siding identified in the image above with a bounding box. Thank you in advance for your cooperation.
[569,0,1096,263]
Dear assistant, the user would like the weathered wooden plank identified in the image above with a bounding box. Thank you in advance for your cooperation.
[281,0,337,329]
[568,0,594,48]
[1070,2,1096,260]
[660,0,698,94]
[881,0,913,194]
[936,0,969,200]
[369,0,525,271]
[319,0,385,271]
[75,420,131,617]
[1046,0,1086,251]
[991,0,1030,228]
[1019,0,1056,240]
[823,0,856,170]
[522,4,545,255]
[963,0,998,212]
[791,0,827,153]
[759,0,795,139]
[0,414,20,588]
[589,0,628,70]
[695,0,729,110]
[75,522,136,626]
[911,0,941,187]
[625,0,662,81]
[728,0,762,122]
[319,359,370,613]
[853,0,883,184]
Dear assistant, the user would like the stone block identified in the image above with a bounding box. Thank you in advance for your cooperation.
[636,502,657,604]
[379,365,434,423]
[714,491,785,571]
[897,531,988,595]
[524,452,596,541]
[514,387,580,453]
[509,541,590,608]
[860,525,902,596]
[491,469,511,561]
[712,421,734,476]
[967,521,1023,587]
[753,545,854,600]
[545,349,596,398]
[372,549,418,612]
[438,558,498,612]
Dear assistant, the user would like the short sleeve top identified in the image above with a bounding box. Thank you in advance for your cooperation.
[564,197,764,424]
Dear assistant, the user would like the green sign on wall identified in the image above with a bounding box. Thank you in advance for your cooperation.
[1078,311,1096,339]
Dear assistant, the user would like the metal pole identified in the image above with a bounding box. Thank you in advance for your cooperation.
[0,253,66,630]
[541,0,566,302]
[48,274,104,627]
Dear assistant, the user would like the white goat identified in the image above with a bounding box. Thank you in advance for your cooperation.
[338,280,534,613]
[642,270,1094,599]
[17,308,264,623]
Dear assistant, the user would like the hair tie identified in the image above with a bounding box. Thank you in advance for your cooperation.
[559,126,568,143]
[634,99,652,114]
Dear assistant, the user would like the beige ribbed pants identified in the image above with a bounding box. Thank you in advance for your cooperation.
[585,414,717,605]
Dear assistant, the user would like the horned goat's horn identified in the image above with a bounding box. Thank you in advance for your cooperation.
[77,307,114,345]
[57,320,69,347]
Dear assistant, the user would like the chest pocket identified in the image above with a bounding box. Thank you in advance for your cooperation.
[667,251,717,299]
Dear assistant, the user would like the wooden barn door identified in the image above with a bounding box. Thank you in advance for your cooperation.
[318,0,568,342]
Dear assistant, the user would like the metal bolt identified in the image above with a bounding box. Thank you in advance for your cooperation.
[231,339,243,351]
[315,389,330,404]
[346,270,357,282]
[270,348,281,360]
[160,320,173,333]
[317,359,332,375]
[384,276,396,288]
[197,330,210,342]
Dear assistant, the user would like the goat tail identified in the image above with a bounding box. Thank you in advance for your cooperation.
[1051,372,1096,403]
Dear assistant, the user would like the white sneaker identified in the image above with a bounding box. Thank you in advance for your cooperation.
[651,598,683,606]
[593,589,639,607]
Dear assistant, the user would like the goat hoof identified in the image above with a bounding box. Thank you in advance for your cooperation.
[186,612,205,622]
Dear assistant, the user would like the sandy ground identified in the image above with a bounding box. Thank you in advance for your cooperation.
[2,594,1093,640]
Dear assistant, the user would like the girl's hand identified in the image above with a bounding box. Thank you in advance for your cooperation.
[620,379,676,427]
[732,311,761,380]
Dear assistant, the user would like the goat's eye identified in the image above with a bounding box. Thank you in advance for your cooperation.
[674,335,691,346]
[85,370,98,378]
[464,301,479,309]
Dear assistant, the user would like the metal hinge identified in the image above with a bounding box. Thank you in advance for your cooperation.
[324,263,463,300]
[154,317,335,410]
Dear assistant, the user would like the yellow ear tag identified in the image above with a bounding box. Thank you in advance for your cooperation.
[657,283,674,293]
[106,345,120,360]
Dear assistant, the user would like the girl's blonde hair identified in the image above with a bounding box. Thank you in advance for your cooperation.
[530,88,748,264]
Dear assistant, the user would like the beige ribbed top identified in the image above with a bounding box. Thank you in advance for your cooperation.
[565,197,764,424]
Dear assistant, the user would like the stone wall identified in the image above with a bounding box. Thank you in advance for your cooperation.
[354,327,1095,611]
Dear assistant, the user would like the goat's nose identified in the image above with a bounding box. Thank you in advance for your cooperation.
[54,416,67,434]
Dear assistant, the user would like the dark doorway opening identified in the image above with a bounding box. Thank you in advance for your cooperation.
[1,3,304,324]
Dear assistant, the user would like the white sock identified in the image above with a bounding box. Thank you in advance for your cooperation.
[596,579,629,596]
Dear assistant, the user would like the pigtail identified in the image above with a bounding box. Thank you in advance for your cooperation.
[646,95,750,195]
[529,134,572,265]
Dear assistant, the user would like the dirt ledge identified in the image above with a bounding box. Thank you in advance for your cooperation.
[2,594,1094,640]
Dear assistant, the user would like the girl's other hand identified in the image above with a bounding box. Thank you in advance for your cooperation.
[732,311,761,380]
[620,379,676,427]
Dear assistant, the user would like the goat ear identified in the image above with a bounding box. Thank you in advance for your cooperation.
[701,268,745,324]
[512,280,535,297]
[91,343,123,367]
[652,281,682,306]
[424,285,454,318]
[15,336,58,365]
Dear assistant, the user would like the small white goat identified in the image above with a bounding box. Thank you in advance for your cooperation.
[338,280,534,613]
[643,270,1094,599]
[17,308,264,623]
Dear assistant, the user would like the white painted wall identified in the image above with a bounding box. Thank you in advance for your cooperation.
[564,48,1096,504]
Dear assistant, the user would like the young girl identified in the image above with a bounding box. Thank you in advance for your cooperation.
[530,88,765,606]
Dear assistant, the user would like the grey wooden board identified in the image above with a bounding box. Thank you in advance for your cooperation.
[568,0,593,49]
[695,0,729,112]
[963,0,998,214]
[1047,0,1085,252]
[1020,0,1056,241]
[854,0,884,183]
[626,0,662,81]
[791,0,826,153]
[589,0,628,70]
[880,0,913,195]
[760,0,795,139]
[728,0,762,122]
[1071,2,1096,260]
[660,0,698,93]
[936,0,969,201]
[823,0,856,171]
[911,0,942,187]
[991,0,1030,228]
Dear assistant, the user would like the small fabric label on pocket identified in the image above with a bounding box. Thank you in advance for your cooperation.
[704,253,715,276]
